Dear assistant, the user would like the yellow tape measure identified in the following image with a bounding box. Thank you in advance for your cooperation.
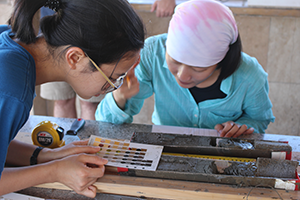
[162,152,256,162]
[31,121,65,148]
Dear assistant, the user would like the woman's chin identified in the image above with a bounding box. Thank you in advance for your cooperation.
[78,94,92,100]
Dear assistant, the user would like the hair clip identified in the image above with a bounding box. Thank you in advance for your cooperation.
[44,0,61,12]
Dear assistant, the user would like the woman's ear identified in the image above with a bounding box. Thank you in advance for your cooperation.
[65,47,86,70]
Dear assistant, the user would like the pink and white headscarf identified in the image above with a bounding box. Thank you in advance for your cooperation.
[166,0,238,67]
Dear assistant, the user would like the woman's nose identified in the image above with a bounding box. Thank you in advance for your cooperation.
[177,65,191,81]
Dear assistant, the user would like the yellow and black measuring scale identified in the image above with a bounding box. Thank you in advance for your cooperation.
[129,131,293,163]
[162,152,256,162]
[31,118,85,148]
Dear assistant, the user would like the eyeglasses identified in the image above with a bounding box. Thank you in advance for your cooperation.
[86,53,140,93]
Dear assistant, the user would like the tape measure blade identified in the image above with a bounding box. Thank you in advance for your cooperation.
[162,152,256,162]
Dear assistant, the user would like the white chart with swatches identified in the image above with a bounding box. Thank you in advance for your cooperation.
[88,135,163,171]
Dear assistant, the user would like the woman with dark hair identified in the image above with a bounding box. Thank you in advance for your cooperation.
[0,0,144,197]
[96,0,275,138]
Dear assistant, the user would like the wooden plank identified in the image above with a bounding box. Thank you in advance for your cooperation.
[37,182,246,200]
[35,175,300,200]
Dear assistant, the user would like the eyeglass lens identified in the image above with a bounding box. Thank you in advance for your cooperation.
[103,55,140,93]
[102,75,126,93]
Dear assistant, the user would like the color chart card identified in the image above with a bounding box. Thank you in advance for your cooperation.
[88,135,163,171]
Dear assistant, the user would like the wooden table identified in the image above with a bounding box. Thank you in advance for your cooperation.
[15,115,300,200]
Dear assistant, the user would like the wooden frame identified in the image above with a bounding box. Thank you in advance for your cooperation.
[35,175,300,200]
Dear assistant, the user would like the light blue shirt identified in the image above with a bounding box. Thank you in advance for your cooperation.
[96,33,275,133]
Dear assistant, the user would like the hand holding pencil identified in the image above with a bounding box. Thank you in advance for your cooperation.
[112,56,140,110]
[125,57,139,89]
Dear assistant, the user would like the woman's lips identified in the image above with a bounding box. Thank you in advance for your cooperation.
[178,79,192,86]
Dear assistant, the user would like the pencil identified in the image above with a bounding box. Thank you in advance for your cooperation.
[126,56,140,88]
[126,76,130,88]
[105,166,128,173]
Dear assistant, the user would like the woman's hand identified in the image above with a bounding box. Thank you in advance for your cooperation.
[1,147,107,198]
[151,0,176,18]
[113,65,140,110]
[38,140,101,164]
[52,153,108,198]
[214,121,254,138]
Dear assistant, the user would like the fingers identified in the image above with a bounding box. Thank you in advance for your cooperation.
[39,141,100,163]
[159,10,173,17]
[79,185,97,198]
[156,9,162,17]
[157,10,165,18]
[67,145,101,155]
[71,139,89,145]
[125,74,139,91]
[215,121,255,138]
[73,179,100,198]
[127,56,139,77]
[132,56,140,70]
[71,155,106,190]
[126,65,137,80]
[119,72,139,100]
[86,154,108,165]
[121,58,138,90]
[217,121,235,137]
[80,154,108,170]
[243,127,255,135]
[88,185,98,197]
[214,124,224,134]
[152,0,174,17]
[156,10,171,18]
[228,124,248,138]
[63,139,99,154]
[88,185,97,193]
[224,124,239,137]
[151,1,158,12]
[54,154,106,198]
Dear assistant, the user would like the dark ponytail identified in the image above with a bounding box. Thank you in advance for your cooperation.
[9,0,46,44]
[217,34,242,80]
[9,0,145,66]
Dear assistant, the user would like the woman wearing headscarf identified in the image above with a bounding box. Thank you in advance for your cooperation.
[96,0,275,138]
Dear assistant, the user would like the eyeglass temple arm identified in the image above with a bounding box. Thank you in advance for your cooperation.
[88,57,117,88]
